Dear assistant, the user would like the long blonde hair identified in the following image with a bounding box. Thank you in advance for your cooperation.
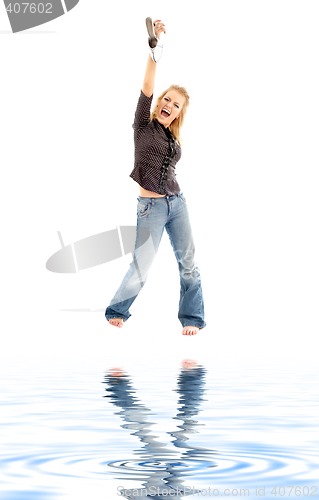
[151,85,190,144]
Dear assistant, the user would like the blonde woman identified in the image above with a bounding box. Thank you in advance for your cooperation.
[105,19,205,335]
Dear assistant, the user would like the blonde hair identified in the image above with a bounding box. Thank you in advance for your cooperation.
[151,85,190,144]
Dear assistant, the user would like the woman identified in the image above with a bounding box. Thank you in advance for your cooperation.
[105,19,205,335]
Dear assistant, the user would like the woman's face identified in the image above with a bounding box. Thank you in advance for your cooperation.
[156,89,185,127]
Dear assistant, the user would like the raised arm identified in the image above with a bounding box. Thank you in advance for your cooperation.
[142,55,157,98]
[142,19,166,98]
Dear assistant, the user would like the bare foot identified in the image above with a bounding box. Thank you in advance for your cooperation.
[108,367,126,377]
[182,326,199,336]
[108,318,124,328]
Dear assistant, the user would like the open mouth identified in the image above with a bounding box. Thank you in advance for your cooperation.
[160,108,171,118]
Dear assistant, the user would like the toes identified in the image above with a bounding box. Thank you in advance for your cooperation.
[182,326,199,336]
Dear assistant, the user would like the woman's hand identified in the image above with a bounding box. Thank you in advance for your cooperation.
[153,19,166,39]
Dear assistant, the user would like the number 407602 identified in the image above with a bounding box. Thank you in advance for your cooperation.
[5,3,53,14]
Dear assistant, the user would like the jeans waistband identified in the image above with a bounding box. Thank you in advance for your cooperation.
[138,192,182,201]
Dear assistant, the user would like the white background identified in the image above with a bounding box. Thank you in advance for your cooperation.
[1,0,318,367]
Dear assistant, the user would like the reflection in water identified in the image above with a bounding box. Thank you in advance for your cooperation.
[103,361,216,498]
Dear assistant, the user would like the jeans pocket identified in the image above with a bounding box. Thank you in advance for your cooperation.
[137,200,152,218]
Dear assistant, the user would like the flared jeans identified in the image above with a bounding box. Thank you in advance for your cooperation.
[105,193,206,329]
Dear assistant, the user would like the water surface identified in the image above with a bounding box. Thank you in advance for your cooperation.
[0,356,318,499]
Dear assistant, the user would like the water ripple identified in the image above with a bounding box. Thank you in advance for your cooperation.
[0,362,318,499]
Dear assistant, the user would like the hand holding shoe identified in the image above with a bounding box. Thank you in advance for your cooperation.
[145,17,166,62]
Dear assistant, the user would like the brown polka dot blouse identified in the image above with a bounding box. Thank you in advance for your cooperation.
[129,91,182,195]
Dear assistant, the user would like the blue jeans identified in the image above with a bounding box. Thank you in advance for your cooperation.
[105,193,206,329]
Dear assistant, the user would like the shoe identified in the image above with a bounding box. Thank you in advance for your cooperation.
[145,16,158,48]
